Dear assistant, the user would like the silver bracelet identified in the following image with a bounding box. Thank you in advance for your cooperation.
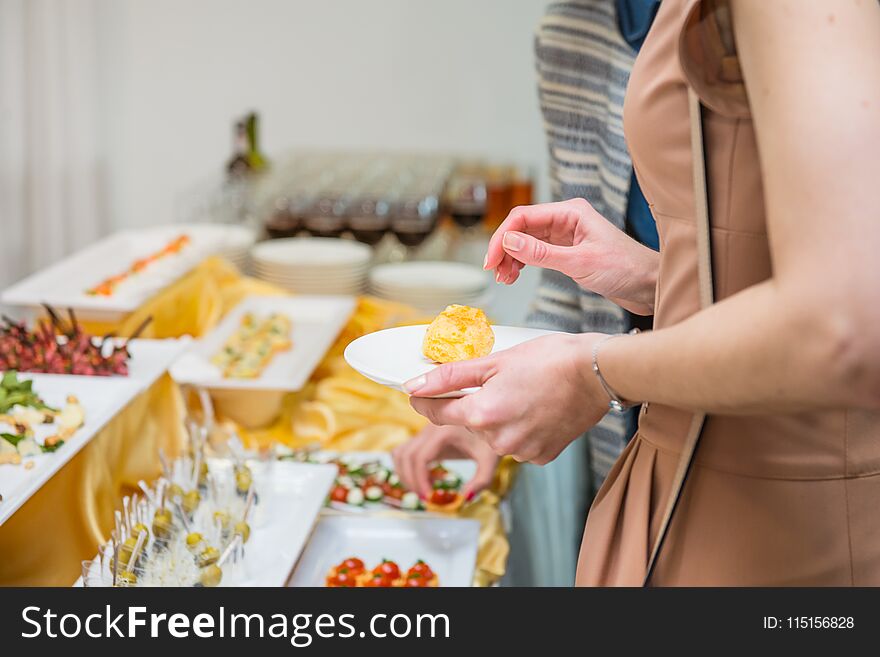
[591,328,640,413]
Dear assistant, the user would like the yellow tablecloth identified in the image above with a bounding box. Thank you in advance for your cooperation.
[0,257,513,586]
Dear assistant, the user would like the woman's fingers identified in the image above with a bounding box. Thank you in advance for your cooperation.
[391,440,416,493]
[404,357,495,397]
[495,254,524,284]
[461,451,497,498]
[411,439,443,497]
[502,231,580,274]
[409,394,479,428]
[484,199,583,272]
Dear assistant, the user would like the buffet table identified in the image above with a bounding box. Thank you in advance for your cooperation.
[0,257,513,586]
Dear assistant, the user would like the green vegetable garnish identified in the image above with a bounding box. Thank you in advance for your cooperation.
[1,432,24,447]
[0,371,56,414]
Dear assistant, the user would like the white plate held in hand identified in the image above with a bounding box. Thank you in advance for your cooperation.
[343,324,565,398]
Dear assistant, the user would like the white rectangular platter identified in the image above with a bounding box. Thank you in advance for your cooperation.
[118,338,189,392]
[288,515,480,587]
[220,460,337,586]
[75,460,337,587]
[169,295,355,391]
[0,226,226,321]
[0,373,143,526]
[298,450,476,515]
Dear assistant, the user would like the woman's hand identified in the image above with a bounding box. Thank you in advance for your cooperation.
[484,198,659,315]
[392,424,499,499]
[405,333,613,464]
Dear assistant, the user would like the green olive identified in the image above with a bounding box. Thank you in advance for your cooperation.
[233,521,250,544]
[185,532,204,553]
[197,545,220,568]
[198,564,222,587]
[234,466,252,495]
[116,570,138,587]
[167,483,184,501]
[131,523,150,539]
[152,508,174,539]
[182,489,201,514]
[116,536,137,570]
[213,510,230,530]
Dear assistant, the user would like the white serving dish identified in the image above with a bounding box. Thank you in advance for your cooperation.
[344,324,564,398]
[288,515,480,587]
[0,226,231,321]
[212,459,337,587]
[299,450,476,515]
[75,460,337,587]
[0,373,143,526]
[115,338,189,392]
[169,295,355,391]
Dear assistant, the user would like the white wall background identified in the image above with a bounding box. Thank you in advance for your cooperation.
[98,0,550,230]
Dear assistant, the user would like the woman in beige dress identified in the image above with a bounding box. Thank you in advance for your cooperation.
[405,0,880,585]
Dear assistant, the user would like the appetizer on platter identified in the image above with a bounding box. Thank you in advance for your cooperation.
[0,306,140,376]
[211,312,292,378]
[0,371,84,466]
[421,464,466,513]
[326,557,438,588]
[86,234,191,296]
[422,304,494,363]
[82,432,255,587]
[280,450,466,513]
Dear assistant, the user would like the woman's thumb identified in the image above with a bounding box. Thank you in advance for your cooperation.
[501,231,571,269]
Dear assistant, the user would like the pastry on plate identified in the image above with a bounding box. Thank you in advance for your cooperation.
[422,304,494,363]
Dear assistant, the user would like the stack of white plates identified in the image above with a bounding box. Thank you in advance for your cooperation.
[369,261,490,313]
[251,237,372,295]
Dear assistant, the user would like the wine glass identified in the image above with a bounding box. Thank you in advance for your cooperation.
[303,195,347,238]
[389,194,440,261]
[348,197,391,246]
[445,173,487,262]
[263,195,303,239]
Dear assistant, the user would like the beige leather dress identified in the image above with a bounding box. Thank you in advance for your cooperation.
[575,0,880,585]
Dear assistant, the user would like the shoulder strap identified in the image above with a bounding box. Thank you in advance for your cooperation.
[643,88,714,586]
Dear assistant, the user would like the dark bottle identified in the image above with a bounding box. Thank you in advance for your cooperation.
[226,121,251,180]
[245,112,269,173]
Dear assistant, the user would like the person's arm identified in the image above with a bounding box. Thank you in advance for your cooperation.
[597,0,880,414]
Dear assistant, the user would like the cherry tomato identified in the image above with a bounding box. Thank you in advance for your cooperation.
[408,560,434,580]
[374,559,400,580]
[330,485,349,503]
[385,486,404,501]
[362,572,394,588]
[341,557,365,574]
[430,489,457,505]
[328,570,357,587]
[429,466,447,482]
[336,463,348,476]
[404,572,430,587]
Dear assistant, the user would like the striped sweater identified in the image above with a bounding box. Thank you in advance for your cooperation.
[530,0,635,491]
[505,0,636,587]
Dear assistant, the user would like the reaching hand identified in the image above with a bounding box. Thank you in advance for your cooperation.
[392,424,499,499]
